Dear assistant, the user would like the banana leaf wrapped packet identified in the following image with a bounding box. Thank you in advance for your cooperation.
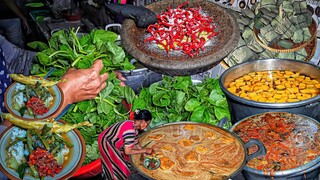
[224,37,258,67]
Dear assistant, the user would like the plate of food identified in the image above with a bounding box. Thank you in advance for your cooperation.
[143,156,160,170]
[4,74,63,120]
[0,113,92,180]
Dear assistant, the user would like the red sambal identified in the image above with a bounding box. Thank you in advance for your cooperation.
[28,148,62,177]
[26,96,49,115]
[232,112,320,173]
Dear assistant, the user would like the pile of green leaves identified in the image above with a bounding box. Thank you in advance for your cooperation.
[28,28,134,77]
[28,28,136,165]
[132,76,231,128]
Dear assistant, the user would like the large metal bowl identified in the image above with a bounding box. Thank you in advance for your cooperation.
[219,58,320,123]
[120,0,240,76]
[230,112,320,180]
[130,122,265,180]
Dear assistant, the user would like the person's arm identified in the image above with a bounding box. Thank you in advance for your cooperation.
[3,0,31,34]
[52,59,125,118]
[124,146,153,155]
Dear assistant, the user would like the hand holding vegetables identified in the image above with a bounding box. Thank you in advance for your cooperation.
[57,59,109,105]
[54,59,126,117]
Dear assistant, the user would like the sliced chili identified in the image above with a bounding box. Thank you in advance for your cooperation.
[26,96,49,116]
[28,148,62,177]
[144,2,218,57]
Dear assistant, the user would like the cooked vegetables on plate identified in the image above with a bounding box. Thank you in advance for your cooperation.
[0,116,89,179]
[143,157,160,170]
[6,74,62,118]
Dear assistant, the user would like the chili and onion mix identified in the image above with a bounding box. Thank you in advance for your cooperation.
[144,2,218,57]
[232,112,320,173]
[227,70,320,103]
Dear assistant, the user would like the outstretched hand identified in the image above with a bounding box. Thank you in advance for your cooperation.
[52,59,126,118]
[144,148,154,155]
[57,59,125,104]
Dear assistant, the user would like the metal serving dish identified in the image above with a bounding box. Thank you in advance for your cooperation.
[219,58,320,123]
[230,112,320,180]
[130,122,265,180]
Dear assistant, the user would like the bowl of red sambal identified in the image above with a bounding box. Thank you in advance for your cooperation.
[230,112,320,180]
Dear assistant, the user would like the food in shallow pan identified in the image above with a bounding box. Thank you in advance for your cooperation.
[131,123,246,179]
[232,112,320,173]
[226,70,320,103]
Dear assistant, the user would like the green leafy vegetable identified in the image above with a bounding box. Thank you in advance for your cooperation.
[132,76,231,128]
[28,28,136,165]
[17,163,28,179]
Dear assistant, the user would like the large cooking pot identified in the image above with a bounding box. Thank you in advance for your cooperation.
[130,122,266,180]
[229,112,320,180]
[119,59,162,94]
[219,58,320,124]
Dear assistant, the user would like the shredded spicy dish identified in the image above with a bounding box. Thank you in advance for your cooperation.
[232,112,320,173]
[29,148,62,177]
[26,96,49,116]
[144,2,218,57]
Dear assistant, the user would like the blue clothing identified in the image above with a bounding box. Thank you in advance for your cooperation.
[0,41,10,180]
[0,18,23,48]
[0,34,35,75]
[0,45,11,115]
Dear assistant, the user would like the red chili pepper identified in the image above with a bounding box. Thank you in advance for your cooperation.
[29,148,62,177]
[145,2,218,57]
[26,96,49,116]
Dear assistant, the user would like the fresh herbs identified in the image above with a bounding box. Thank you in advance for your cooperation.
[28,28,134,78]
[132,76,231,128]
[27,28,136,165]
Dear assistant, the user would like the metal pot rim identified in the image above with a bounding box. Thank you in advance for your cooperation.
[130,121,249,179]
[219,58,320,108]
[229,112,320,177]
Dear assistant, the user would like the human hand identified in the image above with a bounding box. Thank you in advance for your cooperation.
[57,59,109,104]
[144,148,153,155]
[114,71,126,87]
[22,18,31,34]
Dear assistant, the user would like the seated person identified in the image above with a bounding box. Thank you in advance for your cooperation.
[0,0,31,48]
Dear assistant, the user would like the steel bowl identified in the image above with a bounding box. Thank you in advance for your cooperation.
[230,112,320,180]
[130,121,265,180]
[219,58,320,123]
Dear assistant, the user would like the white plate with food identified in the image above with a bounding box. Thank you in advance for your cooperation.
[4,74,63,120]
[0,114,90,180]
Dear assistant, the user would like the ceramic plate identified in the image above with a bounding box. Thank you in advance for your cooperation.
[0,123,85,180]
[143,157,160,170]
[4,82,63,120]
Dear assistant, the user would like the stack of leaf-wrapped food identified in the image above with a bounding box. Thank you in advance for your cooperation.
[223,0,316,67]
